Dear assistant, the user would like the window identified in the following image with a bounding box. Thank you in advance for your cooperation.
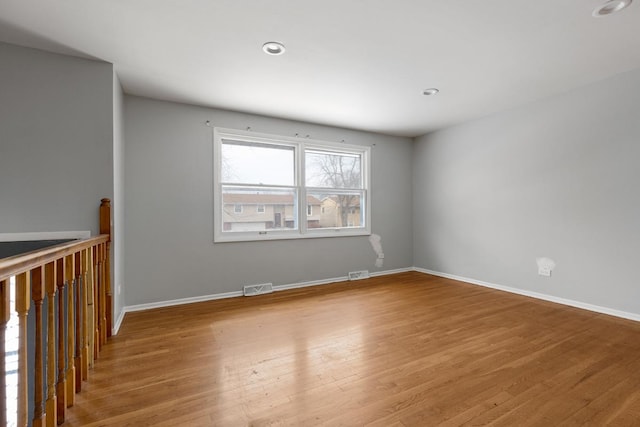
[214,128,371,242]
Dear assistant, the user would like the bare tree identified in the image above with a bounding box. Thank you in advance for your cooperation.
[221,154,236,182]
[311,153,361,227]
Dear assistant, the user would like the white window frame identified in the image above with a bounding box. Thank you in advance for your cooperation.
[233,204,243,214]
[213,127,371,242]
[256,204,266,214]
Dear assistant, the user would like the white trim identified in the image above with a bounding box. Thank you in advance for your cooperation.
[274,275,349,291]
[213,127,372,243]
[112,309,126,335]
[0,230,90,242]
[123,290,243,313]
[413,267,640,322]
[214,227,370,243]
[120,267,413,314]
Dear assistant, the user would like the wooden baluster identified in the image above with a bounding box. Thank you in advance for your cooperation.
[74,252,82,392]
[100,198,112,338]
[64,255,75,407]
[85,247,95,368]
[0,279,10,427]
[32,267,47,427]
[44,262,57,427]
[55,258,66,423]
[80,249,90,379]
[15,272,30,427]
[99,243,107,346]
[94,245,101,356]
[105,244,112,339]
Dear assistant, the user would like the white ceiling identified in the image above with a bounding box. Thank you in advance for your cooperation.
[1,0,639,137]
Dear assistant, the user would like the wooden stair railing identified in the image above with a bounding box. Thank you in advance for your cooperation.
[0,198,112,426]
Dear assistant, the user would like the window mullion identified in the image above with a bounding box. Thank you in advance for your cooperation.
[298,143,307,234]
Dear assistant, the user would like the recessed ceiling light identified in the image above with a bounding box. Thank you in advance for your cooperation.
[423,88,440,96]
[592,0,633,17]
[262,41,286,55]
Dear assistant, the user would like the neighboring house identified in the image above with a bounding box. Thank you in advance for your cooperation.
[222,194,322,231]
[320,197,361,228]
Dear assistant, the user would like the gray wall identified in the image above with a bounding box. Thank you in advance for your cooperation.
[124,96,413,305]
[112,72,125,323]
[413,68,640,315]
[0,42,113,234]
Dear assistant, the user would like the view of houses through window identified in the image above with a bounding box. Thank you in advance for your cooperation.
[221,192,362,231]
[215,129,369,241]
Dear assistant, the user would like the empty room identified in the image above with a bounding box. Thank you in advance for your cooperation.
[1,1,639,425]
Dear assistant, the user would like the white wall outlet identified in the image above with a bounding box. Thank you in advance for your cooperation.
[536,257,555,277]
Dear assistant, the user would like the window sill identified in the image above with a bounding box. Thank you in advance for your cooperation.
[214,228,371,243]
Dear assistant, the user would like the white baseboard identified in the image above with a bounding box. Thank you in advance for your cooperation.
[413,267,640,322]
[120,267,415,316]
[273,267,414,292]
[112,309,126,335]
[123,290,243,314]
[273,275,348,291]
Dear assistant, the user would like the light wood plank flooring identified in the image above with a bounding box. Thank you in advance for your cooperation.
[65,272,640,426]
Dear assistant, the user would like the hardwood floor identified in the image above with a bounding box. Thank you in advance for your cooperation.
[64,272,640,426]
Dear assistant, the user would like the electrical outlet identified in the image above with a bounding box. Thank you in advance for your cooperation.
[536,257,555,278]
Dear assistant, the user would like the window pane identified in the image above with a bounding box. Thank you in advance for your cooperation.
[308,192,363,229]
[222,187,298,232]
[222,140,295,186]
[305,150,361,189]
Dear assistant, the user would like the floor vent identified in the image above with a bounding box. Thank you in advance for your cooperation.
[243,283,274,296]
[348,270,370,281]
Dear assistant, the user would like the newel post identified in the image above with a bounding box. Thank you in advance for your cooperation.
[99,198,112,338]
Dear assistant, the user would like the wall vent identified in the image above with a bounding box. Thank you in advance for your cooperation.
[348,270,370,281]
[243,283,274,297]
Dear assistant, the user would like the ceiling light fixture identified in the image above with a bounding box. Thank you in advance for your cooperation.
[262,41,286,55]
[592,0,633,17]
[423,88,440,96]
